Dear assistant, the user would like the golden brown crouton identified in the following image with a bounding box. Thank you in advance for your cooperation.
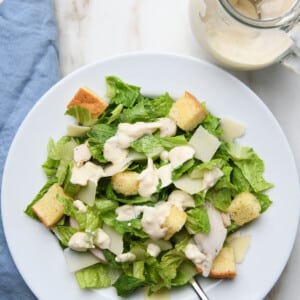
[111,171,139,196]
[32,183,69,228]
[67,87,108,117]
[209,246,236,278]
[168,91,208,131]
[162,205,187,240]
[228,192,261,226]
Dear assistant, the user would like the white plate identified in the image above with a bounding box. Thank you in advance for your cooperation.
[2,53,300,300]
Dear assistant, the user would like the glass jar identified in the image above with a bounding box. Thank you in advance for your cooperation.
[190,0,300,71]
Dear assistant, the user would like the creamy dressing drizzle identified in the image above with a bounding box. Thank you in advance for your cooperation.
[103,118,176,170]
[138,158,160,197]
[70,161,105,185]
[116,204,145,221]
[141,203,170,240]
[115,189,195,240]
[73,143,92,167]
[138,145,195,197]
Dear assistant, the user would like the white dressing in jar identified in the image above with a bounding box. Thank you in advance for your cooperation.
[190,0,299,70]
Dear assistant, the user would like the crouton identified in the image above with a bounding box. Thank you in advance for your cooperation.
[209,246,236,278]
[111,171,139,196]
[227,192,261,226]
[32,183,69,228]
[67,87,108,117]
[162,205,187,240]
[168,91,208,131]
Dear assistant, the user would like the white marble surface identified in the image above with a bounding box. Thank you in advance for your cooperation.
[53,0,300,299]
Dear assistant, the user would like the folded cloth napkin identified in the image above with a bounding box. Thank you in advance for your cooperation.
[0,0,60,298]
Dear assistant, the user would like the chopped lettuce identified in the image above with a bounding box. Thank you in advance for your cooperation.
[201,109,223,137]
[189,158,224,179]
[226,143,273,192]
[130,135,163,158]
[55,225,78,247]
[65,106,98,126]
[172,159,195,181]
[106,76,141,108]
[75,264,111,289]
[185,207,210,234]
[120,93,173,123]
[113,274,145,297]
[42,137,77,185]
[160,135,188,149]
[87,123,117,163]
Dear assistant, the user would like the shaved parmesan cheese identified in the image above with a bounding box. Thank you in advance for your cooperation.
[173,175,204,194]
[63,248,100,272]
[189,125,221,162]
[227,234,251,263]
[76,180,97,206]
[173,168,223,195]
[104,151,146,177]
[102,225,124,255]
[220,118,245,142]
[67,125,90,137]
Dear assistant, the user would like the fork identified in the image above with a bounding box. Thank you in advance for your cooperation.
[190,277,209,300]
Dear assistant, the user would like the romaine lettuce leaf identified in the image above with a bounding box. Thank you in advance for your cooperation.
[189,158,224,179]
[102,212,148,239]
[65,106,98,126]
[172,159,195,181]
[120,93,173,123]
[55,225,78,247]
[75,264,111,289]
[112,274,145,297]
[160,135,188,150]
[121,100,150,123]
[130,135,163,157]
[133,261,145,280]
[58,195,102,231]
[171,261,197,286]
[87,123,117,144]
[87,123,117,163]
[143,93,173,119]
[185,207,210,234]
[227,143,273,192]
[254,192,272,213]
[42,137,77,185]
[106,76,141,108]
[107,104,123,124]
[62,166,81,197]
[95,199,119,214]
[231,166,251,193]
[206,188,232,212]
[155,236,190,290]
[201,109,223,137]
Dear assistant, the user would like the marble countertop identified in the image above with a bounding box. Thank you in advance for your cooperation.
[53,0,300,299]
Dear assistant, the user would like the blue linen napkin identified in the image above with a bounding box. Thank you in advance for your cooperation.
[0,0,60,298]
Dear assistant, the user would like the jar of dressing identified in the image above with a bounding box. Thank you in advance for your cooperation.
[190,0,300,71]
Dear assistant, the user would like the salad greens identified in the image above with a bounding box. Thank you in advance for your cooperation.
[25,76,273,297]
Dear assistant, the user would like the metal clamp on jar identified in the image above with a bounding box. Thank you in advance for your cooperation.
[190,0,300,72]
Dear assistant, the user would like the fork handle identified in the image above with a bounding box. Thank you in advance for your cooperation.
[190,278,209,300]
